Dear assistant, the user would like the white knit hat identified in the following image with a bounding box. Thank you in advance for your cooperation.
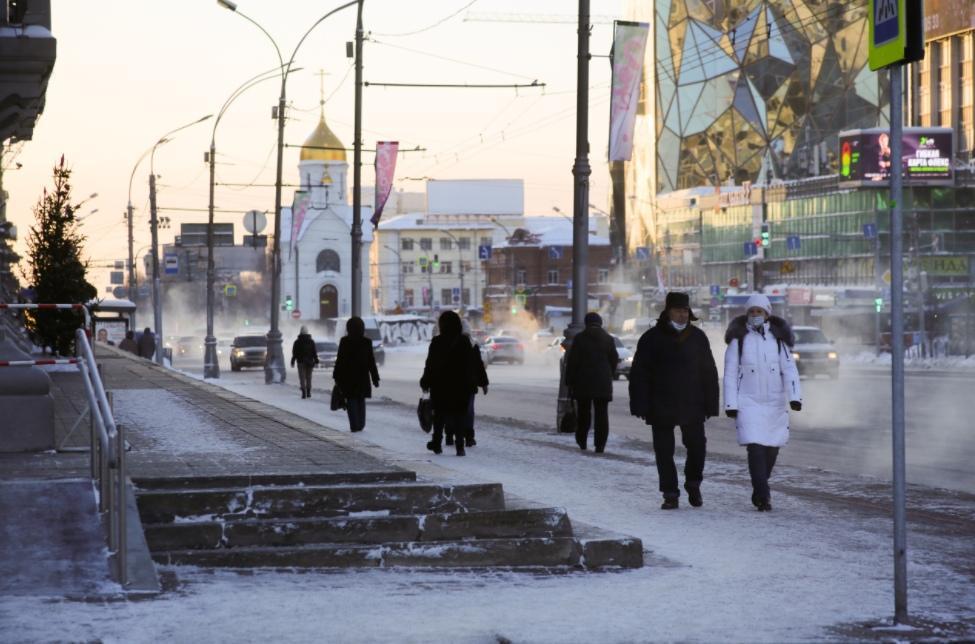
[745,293,772,315]
[300,325,309,335]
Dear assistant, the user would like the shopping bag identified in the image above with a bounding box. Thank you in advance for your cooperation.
[330,386,347,411]
[417,395,433,433]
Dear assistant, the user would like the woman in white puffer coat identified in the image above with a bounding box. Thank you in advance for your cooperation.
[723,294,802,512]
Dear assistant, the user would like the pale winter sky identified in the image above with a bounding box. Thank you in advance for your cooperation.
[5,0,624,291]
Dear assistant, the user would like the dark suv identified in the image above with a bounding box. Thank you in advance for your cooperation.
[230,335,267,371]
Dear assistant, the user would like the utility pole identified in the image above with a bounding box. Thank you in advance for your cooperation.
[148,172,163,365]
[127,201,136,329]
[204,140,220,378]
[350,0,364,317]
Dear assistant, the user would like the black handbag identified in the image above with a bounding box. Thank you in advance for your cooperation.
[330,386,347,411]
[417,395,433,433]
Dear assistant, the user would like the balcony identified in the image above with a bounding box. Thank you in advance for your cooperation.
[0,0,56,142]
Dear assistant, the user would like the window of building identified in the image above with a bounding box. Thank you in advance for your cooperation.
[402,261,414,274]
[598,268,609,284]
[457,237,471,250]
[403,289,414,307]
[439,261,452,274]
[401,238,414,251]
[939,40,952,127]
[419,237,433,251]
[422,288,431,306]
[547,269,559,284]
[316,249,341,273]
[516,269,527,284]
[439,237,453,250]
[441,288,453,305]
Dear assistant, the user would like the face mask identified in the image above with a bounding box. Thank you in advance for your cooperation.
[748,315,766,329]
[670,320,687,332]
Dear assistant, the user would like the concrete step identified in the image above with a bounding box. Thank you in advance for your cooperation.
[143,507,573,551]
[133,471,415,491]
[153,537,583,569]
[135,482,505,524]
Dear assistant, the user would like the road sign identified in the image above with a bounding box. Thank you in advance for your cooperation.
[728,277,739,288]
[110,271,125,285]
[164,253,178,275]
[223,284,237,297]
[882,269,892,285]
[709,284,720,296]
[478,244,492,260]
[868,0,923,70]
[112,286,128,299]
[635,246,650,261]
[863,222,878,239]
[451,287,460,304]
[291,309,301,320]
[743,241,757,257]
[548,246,563,260]
[786,234,802,251]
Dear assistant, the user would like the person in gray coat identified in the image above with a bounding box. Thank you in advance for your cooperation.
[565,312,619,453]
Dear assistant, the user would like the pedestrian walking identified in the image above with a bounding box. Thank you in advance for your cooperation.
[629,292,719,510]
[332,317,380,432]
[118,330,138,354]
[137,327,156,360]
[723,293,802,512]
[421,311,479,456]
[290,326,319,399]
[564,312,618,453]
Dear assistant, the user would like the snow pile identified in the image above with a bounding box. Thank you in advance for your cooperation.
[846,350,975,370]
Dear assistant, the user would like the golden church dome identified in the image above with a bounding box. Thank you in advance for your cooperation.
[300,111,346,162]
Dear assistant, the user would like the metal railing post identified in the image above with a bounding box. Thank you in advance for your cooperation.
[117,422,128,586]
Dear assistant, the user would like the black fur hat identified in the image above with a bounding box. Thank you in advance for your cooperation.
[662,291,698,321]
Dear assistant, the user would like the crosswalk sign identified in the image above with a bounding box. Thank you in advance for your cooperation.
[478,245,492,260]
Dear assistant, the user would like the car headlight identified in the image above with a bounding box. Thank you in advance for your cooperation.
[827,352,838,360]
[791,352,800,361]
[234,349,244,357]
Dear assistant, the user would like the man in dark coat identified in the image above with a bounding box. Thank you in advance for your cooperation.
[629,292,719,510]
[290,325,319,399]
[420,311,479,456]
[565,312,619,453]
[137,327,156,360]
[118,330,138,354]
[333,317,380,432]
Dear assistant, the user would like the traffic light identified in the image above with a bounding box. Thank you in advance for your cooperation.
[0,221,16,240]
[874,297,883,313]
[760,223,770,247]
[432,254,440,272]
[284,295,294,311]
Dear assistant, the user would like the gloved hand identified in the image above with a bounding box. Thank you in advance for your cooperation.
[790,400,802,411]
[373,378,380,388]
[481,385,488,395]
[726,409,738,418]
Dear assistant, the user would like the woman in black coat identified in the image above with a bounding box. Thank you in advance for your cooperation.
[290,325,319,399]
[420,311,478,456]
[332,317,380,432]
[565,312,619,452]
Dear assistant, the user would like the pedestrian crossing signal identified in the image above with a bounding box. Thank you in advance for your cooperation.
[284,295,294,312]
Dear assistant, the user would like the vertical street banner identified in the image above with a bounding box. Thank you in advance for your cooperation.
[289,190,311,260]
[371,141,399,228]
[608,21,649,162]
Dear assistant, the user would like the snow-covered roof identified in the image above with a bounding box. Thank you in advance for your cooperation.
[378,213,496,232]
[426,179,523,216]
[495,216,609,249]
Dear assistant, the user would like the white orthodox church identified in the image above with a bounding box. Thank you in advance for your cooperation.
[279,107,372,320]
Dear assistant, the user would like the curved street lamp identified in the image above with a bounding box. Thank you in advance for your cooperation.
[204,65,291,379]
[218,0,359,385]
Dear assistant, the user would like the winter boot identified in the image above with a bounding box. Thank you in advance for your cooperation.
[426,440,442,455]
[575,431,587,451]
[757,500,772,512]
[455,441,466,456]
[685,483,703,508]
[660,496,679,510]
[751,492,761,508]
[466,437,477,447]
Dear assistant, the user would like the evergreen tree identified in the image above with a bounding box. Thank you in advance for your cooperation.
[25,156,96,355]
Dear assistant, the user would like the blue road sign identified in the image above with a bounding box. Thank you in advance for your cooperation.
[478,244,492,260]
[548,246,563,260]
[164,253,178,275]
[786,234,802,251]
[744,241,757,257]
[451,287,460,304]
[635,246,650,261]
[709,284,720,296]
[863,222,878,239]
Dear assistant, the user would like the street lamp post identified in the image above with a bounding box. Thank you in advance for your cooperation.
[145,116,212,366]
[219,0,358,384]
[439,229,465,315]
[205,66,285,379]
[383,244,402,310]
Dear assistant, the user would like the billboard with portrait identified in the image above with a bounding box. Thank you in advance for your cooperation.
[838,128,954,187]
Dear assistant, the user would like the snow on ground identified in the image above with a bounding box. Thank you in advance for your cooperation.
[846,350,975,370]
[112,389,264,456]
[5,372,971,642]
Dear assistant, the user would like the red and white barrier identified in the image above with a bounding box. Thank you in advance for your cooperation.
[0,358,80,367]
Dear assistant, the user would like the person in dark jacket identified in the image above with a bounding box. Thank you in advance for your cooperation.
[118,330,138,354]
[290,326,319,399]
[629,292,719,510]
[332,317,380,432]
[565,312,619,453]
[421,311,479,456]
[137,327,156,360]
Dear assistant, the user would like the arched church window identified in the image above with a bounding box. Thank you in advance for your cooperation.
[316,249,341,273]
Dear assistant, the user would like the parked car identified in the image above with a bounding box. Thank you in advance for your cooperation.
[230,335,268,371]
[613,336,634,380]
[791,326,839,379]
[314,340,339,369]
[483,335,524,364]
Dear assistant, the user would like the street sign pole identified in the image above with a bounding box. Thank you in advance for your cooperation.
[889,62,908,625]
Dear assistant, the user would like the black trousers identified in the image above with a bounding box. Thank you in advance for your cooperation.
[746,444,780,502]
[433,409,468,445]
[346,396,366,432]
[576,398,610,450]
[651,423,707,499]
[297,364,314,394]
